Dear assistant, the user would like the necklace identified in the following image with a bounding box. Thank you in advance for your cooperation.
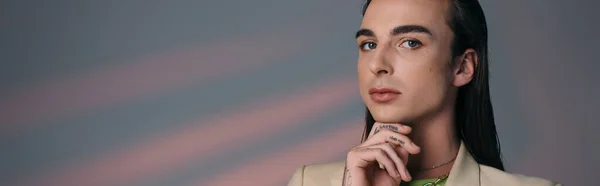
[421,173,449,186]
[411,156,456,172]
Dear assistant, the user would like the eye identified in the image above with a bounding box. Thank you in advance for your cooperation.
[400,39,422,49]
[360,41,377,51]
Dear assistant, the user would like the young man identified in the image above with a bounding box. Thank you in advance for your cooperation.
[287,0,560,185]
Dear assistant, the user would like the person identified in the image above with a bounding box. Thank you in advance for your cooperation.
[287,0,561,185]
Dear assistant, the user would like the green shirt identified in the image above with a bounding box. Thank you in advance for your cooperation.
[400,178,447,186]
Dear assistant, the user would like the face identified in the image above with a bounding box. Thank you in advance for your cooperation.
[357,0,466,124]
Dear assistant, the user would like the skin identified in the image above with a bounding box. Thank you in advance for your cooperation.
[343,0,479,185]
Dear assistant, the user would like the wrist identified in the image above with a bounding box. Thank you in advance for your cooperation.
[343,167,370,186]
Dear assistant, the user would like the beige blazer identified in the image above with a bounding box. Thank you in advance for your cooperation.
[287,142,561,186]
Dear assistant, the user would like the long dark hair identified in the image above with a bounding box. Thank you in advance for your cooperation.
[360,0,504,171]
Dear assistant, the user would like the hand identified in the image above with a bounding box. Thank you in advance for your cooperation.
[343,122,421,186]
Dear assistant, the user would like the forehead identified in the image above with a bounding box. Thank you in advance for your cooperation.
[360,0,451,37]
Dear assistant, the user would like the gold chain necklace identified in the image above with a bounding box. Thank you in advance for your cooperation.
[412,156,456,172]
[411,157,455,186]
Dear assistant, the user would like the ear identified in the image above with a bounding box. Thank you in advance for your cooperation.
[452,48,477,87]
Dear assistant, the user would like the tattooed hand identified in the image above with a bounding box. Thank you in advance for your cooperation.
[342,122,420,186]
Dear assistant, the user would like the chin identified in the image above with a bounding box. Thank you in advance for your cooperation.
[368,107,411,123]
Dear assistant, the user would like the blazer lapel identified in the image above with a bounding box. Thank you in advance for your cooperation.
[445,141,480,186]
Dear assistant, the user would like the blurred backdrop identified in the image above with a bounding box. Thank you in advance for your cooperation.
[1,0,598,185]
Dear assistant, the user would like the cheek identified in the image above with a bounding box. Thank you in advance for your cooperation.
[408,64,451,110]
[357,59,369,80]
[400,53,450,100]
[357,58,371,99]
[411,73,446,98]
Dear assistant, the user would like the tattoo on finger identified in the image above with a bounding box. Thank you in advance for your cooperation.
[373,126,381,135]
[373,125,399,135]
[381,125,399,132]
[390,136,405,145]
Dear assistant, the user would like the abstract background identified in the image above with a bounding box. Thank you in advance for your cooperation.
[1,0,598,185]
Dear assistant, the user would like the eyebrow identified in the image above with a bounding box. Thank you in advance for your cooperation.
[355,25,433,39]
[391,25,432,36]
[355,29,375,39]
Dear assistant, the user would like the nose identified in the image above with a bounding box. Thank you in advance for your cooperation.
[369,48,394,76]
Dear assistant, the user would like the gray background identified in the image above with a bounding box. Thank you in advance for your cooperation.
[1,0,598,185]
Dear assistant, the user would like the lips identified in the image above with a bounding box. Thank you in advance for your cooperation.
[369,87,400,103]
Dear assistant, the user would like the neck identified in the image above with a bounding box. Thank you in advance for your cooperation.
[407,104,460,180]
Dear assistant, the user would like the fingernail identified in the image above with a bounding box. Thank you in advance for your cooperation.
[405,169,412,179]
[411,142,418,147]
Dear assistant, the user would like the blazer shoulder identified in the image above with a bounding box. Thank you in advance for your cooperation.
[304,161,346,173]
[479,165,561,186]
[287,161,345,186]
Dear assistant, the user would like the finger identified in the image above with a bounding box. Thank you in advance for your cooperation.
[384,132,421,154]
[361,124,411,147]
[368,122,412,138]
[396,146,409,165]
[352,147,401,178]
[392,146,412,182]
[363,130,421,154]
[373,143,409,181]
[371,148,402,178]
